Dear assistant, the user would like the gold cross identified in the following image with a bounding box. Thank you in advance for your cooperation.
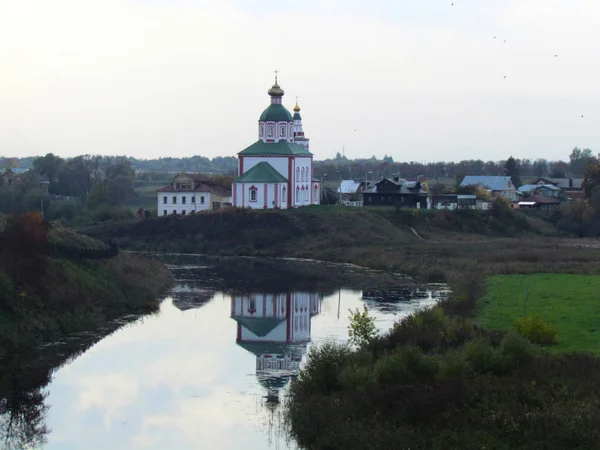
[273,68,279,83]
[295,95,300,104]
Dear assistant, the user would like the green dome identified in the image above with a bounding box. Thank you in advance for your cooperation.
[259,104,293,122]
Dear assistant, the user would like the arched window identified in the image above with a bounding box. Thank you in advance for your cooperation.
[282,186,287,202]
[296,187,300,203]
[267,124,274,137]
[249,186,257,202]
[260,124,264,137]
[301,168,305,182]
[280,125,286,137]
[296,167,299,183]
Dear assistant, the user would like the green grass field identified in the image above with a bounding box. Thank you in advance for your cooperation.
[476,273,600,353]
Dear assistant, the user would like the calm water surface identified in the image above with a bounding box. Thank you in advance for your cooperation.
[1,256,448,450]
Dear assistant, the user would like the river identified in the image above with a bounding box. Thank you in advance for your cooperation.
[0,255,448,450]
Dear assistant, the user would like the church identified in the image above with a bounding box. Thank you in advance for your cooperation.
[232,75,321,209]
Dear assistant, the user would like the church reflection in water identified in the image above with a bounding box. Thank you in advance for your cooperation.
[230,292,322,402]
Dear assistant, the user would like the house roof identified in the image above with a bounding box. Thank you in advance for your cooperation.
[460,176,514,191]
[337,180,362,194]
[174,172,211,182]
[238,139,312,156]
[156,182,231,197]
[232,316,285,338]
[518,184,561,193]
[0,168,29,176]
[367,178,427,195]
[525,194,561,204]
[234,162,288,183]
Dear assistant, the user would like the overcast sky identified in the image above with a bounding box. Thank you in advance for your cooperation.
[1,0,599,162]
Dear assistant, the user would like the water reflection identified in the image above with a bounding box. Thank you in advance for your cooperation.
[0,256,447,449]
[232,293,322,403]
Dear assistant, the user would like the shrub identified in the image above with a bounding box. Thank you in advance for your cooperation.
[338,360,374,390]
[437,349,471,380]
[373,345,439,385]
[463,339,506,374]
[296,341,354,395]
[513,315,559,345]
[500,331,538,366]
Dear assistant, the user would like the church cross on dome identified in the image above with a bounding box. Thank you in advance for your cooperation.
[273,68,279,84]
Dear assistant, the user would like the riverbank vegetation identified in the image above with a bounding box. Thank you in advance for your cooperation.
[0,213,173,359]
[286,270,600,449]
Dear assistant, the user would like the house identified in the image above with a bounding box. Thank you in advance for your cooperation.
[517,194,561,212]
[533,177,582,191]
[232,75,320,209]
[517,183,562,199]
[337,180,371,200]
[231,292,321,400]
[532,177,584,200]
[430,194,481,210]
[156,172,232,216]
[460,176,518,202]
[362,176,428,208]
[0,168,29,187]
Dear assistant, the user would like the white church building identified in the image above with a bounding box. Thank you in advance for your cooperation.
[232,75,321,209]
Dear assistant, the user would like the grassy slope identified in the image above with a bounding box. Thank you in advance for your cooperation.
[476,274,600,353]
[82,206,416,256]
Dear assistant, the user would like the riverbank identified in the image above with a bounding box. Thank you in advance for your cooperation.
[0,215,173,359]
[286,270,600,450]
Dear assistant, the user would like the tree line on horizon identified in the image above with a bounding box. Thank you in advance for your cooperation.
[1,147,596,185]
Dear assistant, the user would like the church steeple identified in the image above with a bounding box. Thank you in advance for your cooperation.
[267,69,284,105]
[293,97,309,150]
[258,71,294,143]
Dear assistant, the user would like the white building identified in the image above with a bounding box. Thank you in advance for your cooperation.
[232,76,320,209]
[157,173,232,216]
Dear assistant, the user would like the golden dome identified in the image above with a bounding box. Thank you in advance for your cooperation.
[293,103,300,112]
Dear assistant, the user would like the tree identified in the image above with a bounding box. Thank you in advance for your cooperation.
[32,154,65,182]
[210,175,234,191]
[569,147,596,177]
[582,161,600,198]
[0,213,49,310]
[348,306,378,347]
[504,156,521,187]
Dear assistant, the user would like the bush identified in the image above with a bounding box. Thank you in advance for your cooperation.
[437,349,471,380]
[500,331,538,365]
[513,315,559,345]
[463,339,506,374]
[373,345,439,385]
[296,342,354,396]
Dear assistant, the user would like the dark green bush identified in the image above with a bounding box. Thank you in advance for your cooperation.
[500,331,538,365]
[373,346,439,385]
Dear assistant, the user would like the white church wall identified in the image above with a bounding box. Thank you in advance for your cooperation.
[292,157,313,207]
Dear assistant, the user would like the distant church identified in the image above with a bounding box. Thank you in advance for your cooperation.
[232,74,321,209]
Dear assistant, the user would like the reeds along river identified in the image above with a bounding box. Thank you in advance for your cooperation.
[0,255,448,450]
